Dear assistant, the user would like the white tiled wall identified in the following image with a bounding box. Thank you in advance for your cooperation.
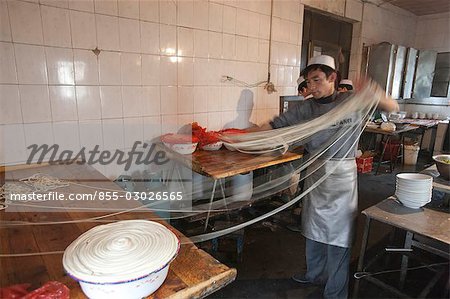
[0,0,302,178]
[415,12,450,52]
[1,0,447,178]
[301,0,346,17]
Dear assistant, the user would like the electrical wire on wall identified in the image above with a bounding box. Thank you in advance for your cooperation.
[221,0,277,94]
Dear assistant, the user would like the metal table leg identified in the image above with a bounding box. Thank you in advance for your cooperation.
[375,135,390,175]
[352,216,372,298]
[163,160,176,186]
[399,231,413,289]
[401,133,405,166]
[204,179,218,232]
[175,165,186,193]
[428,126,438,159]
[218,179,230,221]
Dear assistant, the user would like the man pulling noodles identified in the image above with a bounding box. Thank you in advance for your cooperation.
[250,55,398,299]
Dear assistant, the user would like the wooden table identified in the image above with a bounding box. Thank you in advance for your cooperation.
[162,145,302,180]
[393,118,440,128]
[393,119,442,158]
[363,125,419,174]
[363,125,419,136]
[161,145,302,229]
[0,163,236,298]
[353,197,450,298]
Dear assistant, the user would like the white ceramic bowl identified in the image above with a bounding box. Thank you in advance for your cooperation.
[396,173,432,182]
[397,196,431,203]
[63,220,180,299]
[397,198,431,209]
[388,113,401,121]
[395,192,431,204]
[396,185,432,193]
[396,186,432,195]
[164,142,198,154]
[396,179,432,186]
[77,266,170,299]
[395,193,431,207]
[395,173,433,208]
[396,190,431,200]
[201,141,223,151]
[396,177,432,184]
[397,193,431,200]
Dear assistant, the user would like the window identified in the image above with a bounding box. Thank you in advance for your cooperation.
[431,52,450,97]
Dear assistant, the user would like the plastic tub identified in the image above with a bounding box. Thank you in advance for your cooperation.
[404,145,420,165]
[229,172,253,201]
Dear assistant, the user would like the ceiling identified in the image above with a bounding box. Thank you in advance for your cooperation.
[370,0,450,16]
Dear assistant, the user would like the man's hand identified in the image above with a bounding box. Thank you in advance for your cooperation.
[355,76,399,113]
[245,123,273,132]
[353,76,369,92]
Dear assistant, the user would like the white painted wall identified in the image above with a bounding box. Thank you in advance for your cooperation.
[415,12,450,52]
[361,1,417,48]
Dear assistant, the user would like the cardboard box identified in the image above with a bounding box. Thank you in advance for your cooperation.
[356,156,373,173]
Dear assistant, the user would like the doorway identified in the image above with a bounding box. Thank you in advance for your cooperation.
[301,10,353,79]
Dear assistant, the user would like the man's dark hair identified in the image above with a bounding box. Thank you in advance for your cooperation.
[300,64,335,78]
[338,84,353,90]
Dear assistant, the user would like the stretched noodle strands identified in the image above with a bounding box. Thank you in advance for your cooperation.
[220,80,384,154]
[19,173,69,191]
[0,80,384,255]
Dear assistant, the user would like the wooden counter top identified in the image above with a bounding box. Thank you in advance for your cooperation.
[160,145,303,179]
[393,118,442,128]
[363,125,418,135]
[0,163,236,298]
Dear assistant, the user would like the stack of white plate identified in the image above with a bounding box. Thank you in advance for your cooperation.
[395,173,433,209]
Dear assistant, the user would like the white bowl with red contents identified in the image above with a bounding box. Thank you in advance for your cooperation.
[161,134,199,154]
[63,220,180,299]
[201,141,223,151]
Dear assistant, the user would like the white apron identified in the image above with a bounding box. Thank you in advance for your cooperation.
[301,159,358,248]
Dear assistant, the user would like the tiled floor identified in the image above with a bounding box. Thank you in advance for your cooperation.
[195,156,449,298]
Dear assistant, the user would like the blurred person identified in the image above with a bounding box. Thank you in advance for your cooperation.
[338,79,354,93]
[297,76,313,99]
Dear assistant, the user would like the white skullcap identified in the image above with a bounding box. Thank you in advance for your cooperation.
[297,76,305,85]
[307,55,336,70]
[339,79,353,86]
